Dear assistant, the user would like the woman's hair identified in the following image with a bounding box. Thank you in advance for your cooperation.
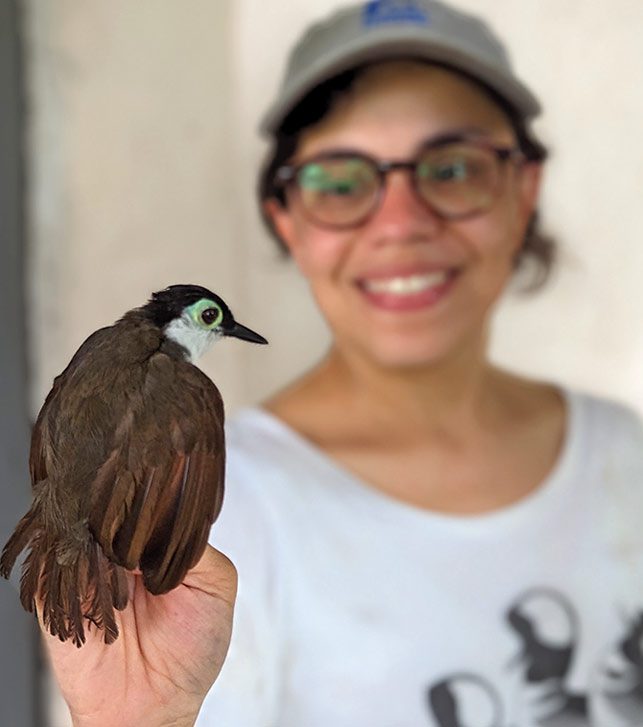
[258,62,556,290]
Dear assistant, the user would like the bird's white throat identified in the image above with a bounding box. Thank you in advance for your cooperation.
[164,313,221,362]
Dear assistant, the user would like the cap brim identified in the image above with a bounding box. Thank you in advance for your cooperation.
[260,29,541,135]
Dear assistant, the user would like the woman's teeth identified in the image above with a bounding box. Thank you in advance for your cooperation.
[364,271,449,295]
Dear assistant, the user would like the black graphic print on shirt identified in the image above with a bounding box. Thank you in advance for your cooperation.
[425,587,643,726]
[428,673,505,726]
[595,611,643,724]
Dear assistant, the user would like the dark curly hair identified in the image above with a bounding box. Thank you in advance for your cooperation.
[258,62,556,291]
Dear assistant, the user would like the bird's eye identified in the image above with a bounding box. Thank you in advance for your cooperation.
[201,308,219,326]
[190,299,223,330]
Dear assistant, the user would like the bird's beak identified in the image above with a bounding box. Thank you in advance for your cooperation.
[226,321,268,345]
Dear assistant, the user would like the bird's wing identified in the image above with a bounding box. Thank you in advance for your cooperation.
[87,351,225,594]
[29,327,115,486]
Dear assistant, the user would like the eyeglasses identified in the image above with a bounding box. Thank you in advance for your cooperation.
[274,138,525,230]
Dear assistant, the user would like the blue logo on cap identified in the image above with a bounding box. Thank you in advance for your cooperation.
[363,0,430,27]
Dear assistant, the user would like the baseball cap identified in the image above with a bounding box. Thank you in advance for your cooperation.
[260,0,541,135]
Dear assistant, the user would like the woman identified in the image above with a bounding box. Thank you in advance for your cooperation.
[43,2,643,726]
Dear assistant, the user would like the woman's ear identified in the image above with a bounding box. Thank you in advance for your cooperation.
[263,199,299,257]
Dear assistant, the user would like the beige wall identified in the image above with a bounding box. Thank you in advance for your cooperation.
[21,2,643,724]
[27,0,643,428]
[25,0,248,414]
[236,0,643,412]
[26,0,643,423]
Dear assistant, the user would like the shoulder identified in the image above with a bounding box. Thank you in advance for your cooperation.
[224,407,308,476]
[570,391,643,602]
[566,389,643,489]
[568,388,643,455]
[567,388,643,529]
[210,409,303,602]
[216,407,325,542]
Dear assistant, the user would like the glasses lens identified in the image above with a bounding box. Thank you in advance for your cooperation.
[294,157,379,227]
[416,143,501,218]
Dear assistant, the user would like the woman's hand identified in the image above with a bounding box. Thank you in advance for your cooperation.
[40,545,237,727]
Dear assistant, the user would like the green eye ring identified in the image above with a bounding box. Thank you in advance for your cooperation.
[189,299,223,330]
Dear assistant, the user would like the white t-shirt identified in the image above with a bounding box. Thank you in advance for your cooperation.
[197,389,643,727]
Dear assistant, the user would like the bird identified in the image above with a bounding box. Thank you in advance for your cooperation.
[0,284,267,647]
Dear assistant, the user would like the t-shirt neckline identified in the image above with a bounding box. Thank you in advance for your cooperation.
[232,387,584,534]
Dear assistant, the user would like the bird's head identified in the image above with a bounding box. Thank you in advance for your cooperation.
[142,284,267,361]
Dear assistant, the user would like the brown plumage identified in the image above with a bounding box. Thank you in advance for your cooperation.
[0,285,266,646]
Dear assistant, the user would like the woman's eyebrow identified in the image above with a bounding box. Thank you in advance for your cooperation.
[292,146,373,163]
[420,126,499,147]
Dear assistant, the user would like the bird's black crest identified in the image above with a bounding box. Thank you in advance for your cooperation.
[141,284,232,328]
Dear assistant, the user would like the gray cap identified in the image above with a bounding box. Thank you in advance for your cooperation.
[260,0,541,135]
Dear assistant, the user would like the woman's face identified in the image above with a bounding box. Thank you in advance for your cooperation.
[267,62,542,371]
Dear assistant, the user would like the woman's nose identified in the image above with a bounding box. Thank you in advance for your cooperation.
[368,169,442,239]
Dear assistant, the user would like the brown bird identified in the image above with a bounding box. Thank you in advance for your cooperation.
[0,284,267,646]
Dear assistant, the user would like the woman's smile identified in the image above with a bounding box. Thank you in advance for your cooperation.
[356,267,459,312]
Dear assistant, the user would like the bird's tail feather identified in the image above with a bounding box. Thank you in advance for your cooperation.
[1,501,129,647]
[0,504,40,580]
[38,531,129,647]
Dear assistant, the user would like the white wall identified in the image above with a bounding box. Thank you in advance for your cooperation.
[21,1,643,724]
